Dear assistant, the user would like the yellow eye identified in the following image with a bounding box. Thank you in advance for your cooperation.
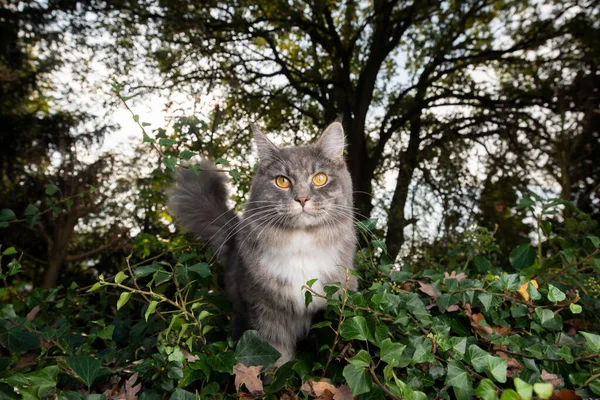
[312,173,328,186]
[275,176,290,188]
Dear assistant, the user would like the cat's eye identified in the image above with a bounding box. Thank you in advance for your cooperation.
[275,176,290,188]
[312,173,328,186]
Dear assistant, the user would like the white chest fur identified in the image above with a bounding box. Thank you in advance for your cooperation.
[259,231,342,313]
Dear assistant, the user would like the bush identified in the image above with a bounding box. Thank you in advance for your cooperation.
[0,190,599,399]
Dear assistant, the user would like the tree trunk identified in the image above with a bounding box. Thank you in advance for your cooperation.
[345,122,375,220]
[41,213,77,288]
[385,113,421,260]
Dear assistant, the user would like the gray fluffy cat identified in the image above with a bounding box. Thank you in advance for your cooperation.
[168,122,357,365]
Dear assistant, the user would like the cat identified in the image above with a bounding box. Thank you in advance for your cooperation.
[168,122,357,365]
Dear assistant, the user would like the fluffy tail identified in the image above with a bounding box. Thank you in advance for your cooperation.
[168,162,239,262]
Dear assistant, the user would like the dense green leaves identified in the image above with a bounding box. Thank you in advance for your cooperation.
[509,244,536,270]
[235,330,281,369]
[65,356,107,388]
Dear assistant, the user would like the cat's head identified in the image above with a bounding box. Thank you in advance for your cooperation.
[247,122,353,229]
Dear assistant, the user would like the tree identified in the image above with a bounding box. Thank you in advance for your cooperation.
[93,0,581,259]
[0,0,126,287]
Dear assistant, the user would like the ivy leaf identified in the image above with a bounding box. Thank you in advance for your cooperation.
[380,338,406,367]
[24,204,38,216]
[235,330,281,369]
[474,378,497,400]
[347,350,371,369]
[188,263,211,278]
[534,308,554,325]
[516,196,535,210]
[163,156,177,171]
[500,389,520,400]
[509,244,536,270]
[514,378,532,400]
[97,325,114,340]
[533,383,553,400]
[158,138,177,147]
[0,365,58,399]
[587,235,600,248]
[445,360,473,400]
[215,157,230,165]
[342,364,372,396]
[0,320,40,354]
[179,150,196,161]
[580,331,600,353]
[340,316,370,341]
[478,293,493,312]
[65,356,107,388]
[208,351,235,373]
[569,304,582,314]
[547,284,566,302]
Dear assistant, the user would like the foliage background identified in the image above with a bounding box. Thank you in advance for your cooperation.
[0,0,599,398]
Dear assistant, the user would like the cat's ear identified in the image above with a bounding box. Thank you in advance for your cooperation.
[317,122,345,161]
[252,125,280,161]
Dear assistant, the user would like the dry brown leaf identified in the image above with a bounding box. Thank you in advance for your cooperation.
[15,352,37,369]
[494,345,522,377]
[446,305,460,312]
[542,369,564,389]
[417,281,441,299]
[301,378,337,398]
[26,306,40,321]
[465,304,493,335]
[549,389,583,400]
[233,363,264,394]
[444,271,467,282]
[123,373,141,400]
[181,348,200,363]
[492,326,510,336]
[333,384,353,400]
[280,394,293,400]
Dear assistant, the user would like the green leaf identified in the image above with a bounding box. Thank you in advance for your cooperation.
[228,169,240,182]
[547,284,566,302]
[500,389,521,400]
[478,293,493,312]
[1,365,58,400]
[170,388,197,400]
[590,380,600,395]
[306,278,318,288]
[133,263,160,278]
[117,292,131,310]
[97,325,114,340]
[65,356,107,388]
[342,364,372,396]
[24,204,38,216]
[145,301,159,321]
[534,308,554,325]
[445,360,472,400]
[188,263,211,278]
[2,247,17,256]
[380,338,406,367]
[514,378,532,400]
[114,271,128,284]
[304,291,312,307]
[0,321,40,354]
[475,379,498,400]
[132,114,139,122]
[235,330,281,369]
[587,235,600,248]
[356,218,377,233]
[473,256,492,273]
[163,156,177,171]
[527,282,542,301]
[347,350,371,369]
[45,184,59,196]
[569,303,582,314]
[340,316,370,341]
[207,351,235,373]
[179,150,196,161]
[87,282,103,293]
[533,383,553,400]
[268,360,295,393]
[0,208,16,222]
[158,138,177,147]
[143,133,155,143]
[215,157,230,165]
[509,244,536,270]
[580,331,600,353]
[516,196,535,210]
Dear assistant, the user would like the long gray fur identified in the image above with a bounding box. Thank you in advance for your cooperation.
[169,123,357,365]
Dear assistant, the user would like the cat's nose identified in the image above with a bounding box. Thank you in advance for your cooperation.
[295,197,309,207]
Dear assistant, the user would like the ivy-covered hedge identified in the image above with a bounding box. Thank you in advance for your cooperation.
[1,190,600,399]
